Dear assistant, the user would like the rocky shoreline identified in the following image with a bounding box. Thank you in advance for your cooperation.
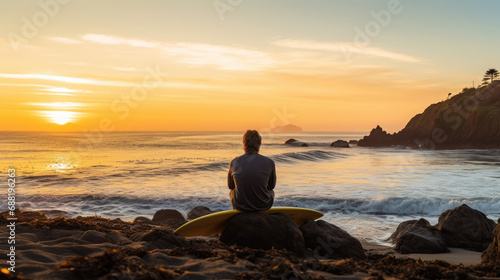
[1,205,499,279]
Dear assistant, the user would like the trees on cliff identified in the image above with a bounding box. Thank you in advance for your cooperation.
[483,68,499,84]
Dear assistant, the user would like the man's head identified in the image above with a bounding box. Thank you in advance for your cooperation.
[242,130,262,154]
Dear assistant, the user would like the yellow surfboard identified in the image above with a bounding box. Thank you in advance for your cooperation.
[174,207,323,237]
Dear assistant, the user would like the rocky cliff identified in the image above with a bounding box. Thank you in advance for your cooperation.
[358,81,500,149]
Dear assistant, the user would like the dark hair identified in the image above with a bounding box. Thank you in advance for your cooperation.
[242,130,262,154]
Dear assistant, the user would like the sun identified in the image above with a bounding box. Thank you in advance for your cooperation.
[39,111,78,125]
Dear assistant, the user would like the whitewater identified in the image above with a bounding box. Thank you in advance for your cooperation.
[1,131,499,245]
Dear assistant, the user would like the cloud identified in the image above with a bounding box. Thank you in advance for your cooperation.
[0,73,135,87]
[44,87,79,93]
[50,37,81,44]
[81,34,274,71]
[82,34,160,48]
[26,102,86,108]
[163,42,273,71]
[106,66,139,72]
[274,39,419,63]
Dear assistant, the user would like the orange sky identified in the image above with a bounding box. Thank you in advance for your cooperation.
[1,1,499,133]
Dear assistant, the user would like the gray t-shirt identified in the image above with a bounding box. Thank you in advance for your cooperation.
[227,153,277,211]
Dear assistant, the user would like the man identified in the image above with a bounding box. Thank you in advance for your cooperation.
[228,130,277,211]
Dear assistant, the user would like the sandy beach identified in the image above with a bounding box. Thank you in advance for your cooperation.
[1,210,498,280]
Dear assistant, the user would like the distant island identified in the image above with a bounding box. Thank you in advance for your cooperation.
[271,124,303,132]
[359,79,500,149]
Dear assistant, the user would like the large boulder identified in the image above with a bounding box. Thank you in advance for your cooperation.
[437,204,496,251]
[187,206,213,220]
[299,219,365,260]
[331,140,349,148]
[152,209,186,227]
[481,219,500,263]
[219,212,305,256]
[284,139,308,147]
[389,218,449,254]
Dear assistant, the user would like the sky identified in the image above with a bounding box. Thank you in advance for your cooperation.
[1,0,500,133]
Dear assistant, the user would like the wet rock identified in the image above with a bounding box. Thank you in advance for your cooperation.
[299,219,365,260]
[389,218,449,253]
[437,204,496,251]
[133,216,152,224]
[331,140,350,148]
[187,206,213,220]
[219,212,306,256]
[284,139,308,147]
[481,219,500,263]
[348,140,359,145]
[152,209,186,225]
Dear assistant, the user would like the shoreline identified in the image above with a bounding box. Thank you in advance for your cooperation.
[1,210,495,279]
[360,240,482,266]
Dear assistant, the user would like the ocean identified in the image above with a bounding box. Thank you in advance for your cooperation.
[1,131,499,245]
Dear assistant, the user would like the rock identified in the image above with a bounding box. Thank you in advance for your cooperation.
[331,140,350,148]
[437,204,496,251]
[348,140,359,144]
[389,218,449,254]
[284,139,308,147]
[219,212,306,256]
[299,219,366,260]
[481,219,500,263]
[187,206,213,220]
[358,125,395,147]
[133,216,152,224]
[152,209,185,225]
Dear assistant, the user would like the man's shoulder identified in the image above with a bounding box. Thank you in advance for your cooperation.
[234,153,274,163]
[254,154,275,166]
[258,153,274,161]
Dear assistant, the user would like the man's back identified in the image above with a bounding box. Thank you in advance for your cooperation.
[228,153,276,211]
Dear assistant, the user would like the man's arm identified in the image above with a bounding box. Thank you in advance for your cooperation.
[228,160,235,190]
[268,160,277,190]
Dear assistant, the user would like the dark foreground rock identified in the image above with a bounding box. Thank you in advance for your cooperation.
[300,219,366,260]
[331,140,350,147]
[219,212,306,256]
[151,209,186,227]
[481,219,500,263]
[187,206,213,220]
[390,218,449,254]
[437,204,496,251]
[284,138,309,147]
